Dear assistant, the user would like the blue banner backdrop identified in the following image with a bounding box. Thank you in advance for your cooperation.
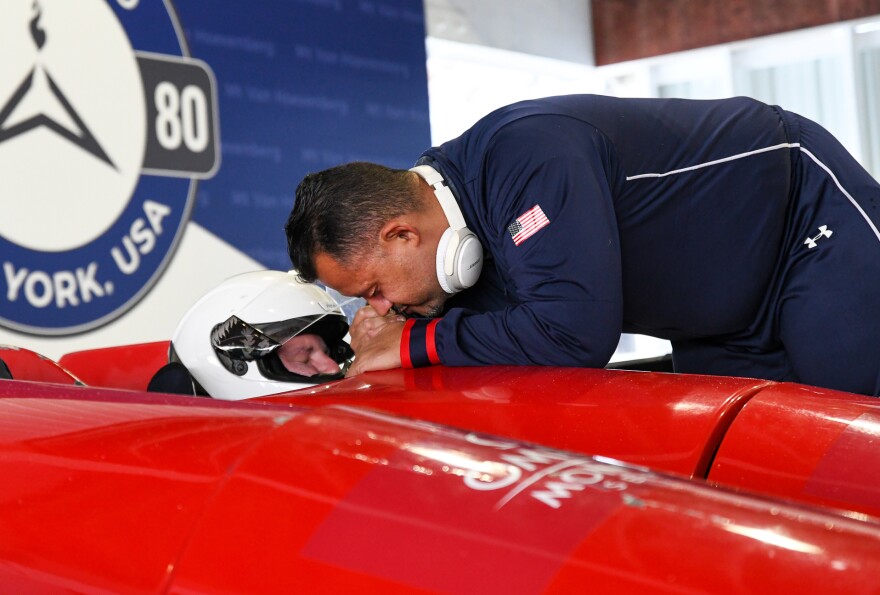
[176,0,431,270]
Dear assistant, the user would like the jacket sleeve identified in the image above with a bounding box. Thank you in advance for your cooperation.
[405,117,624,368]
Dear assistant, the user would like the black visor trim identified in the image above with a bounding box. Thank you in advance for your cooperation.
[211,315,280,362]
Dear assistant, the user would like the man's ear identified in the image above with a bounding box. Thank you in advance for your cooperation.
[379,219,421,247]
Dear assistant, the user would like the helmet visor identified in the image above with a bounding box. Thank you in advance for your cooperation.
[211,311,350,362]
[211,315,281,362]
[251,314,341,347]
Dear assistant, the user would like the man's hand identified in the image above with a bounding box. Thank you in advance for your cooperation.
[347,305,407,376]
[278,334,341,376]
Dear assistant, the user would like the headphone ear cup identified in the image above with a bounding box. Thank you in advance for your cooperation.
[436,227,483,294]
[453,230,483,290]
[436,227,456,294]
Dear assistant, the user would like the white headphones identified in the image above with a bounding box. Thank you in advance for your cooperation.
[410,165,483,294]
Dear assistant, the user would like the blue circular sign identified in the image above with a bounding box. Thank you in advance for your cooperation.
[0,0,219,335]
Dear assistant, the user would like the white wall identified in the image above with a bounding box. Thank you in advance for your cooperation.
[424,0,593,64]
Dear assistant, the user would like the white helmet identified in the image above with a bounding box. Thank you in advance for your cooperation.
[170,270,352,400]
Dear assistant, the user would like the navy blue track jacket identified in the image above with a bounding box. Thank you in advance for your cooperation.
[400,94,880,395]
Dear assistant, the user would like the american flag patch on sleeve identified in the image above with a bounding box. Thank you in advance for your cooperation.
[508,204,550,246]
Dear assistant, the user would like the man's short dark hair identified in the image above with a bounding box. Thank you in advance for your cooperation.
[285,162,421,282]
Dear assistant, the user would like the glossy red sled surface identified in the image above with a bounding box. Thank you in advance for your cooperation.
[1,382,879,593]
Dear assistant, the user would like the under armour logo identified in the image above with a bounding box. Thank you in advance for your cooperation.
[804,225,833,249]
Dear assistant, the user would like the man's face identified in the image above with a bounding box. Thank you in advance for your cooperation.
[315,246,449,318]
[277,333,340,377]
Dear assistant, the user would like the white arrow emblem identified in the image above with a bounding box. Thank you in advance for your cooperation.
[804,225,833,249]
